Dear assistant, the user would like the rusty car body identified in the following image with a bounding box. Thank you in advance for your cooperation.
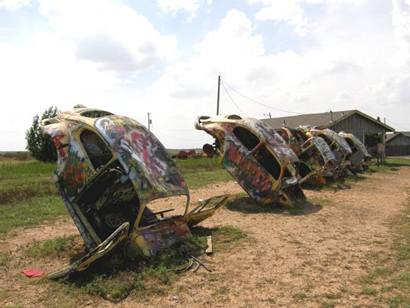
[304,127,353,177]
[195,115,305,205]
[339,132,372,171]
[41,107,225,278]
[275,127,337,184]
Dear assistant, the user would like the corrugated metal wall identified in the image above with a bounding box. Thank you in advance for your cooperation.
[386,135,410,156]
[329,114,387,143]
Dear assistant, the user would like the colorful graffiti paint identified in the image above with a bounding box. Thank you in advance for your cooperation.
[41,107,224,278]
[195,115,305,205]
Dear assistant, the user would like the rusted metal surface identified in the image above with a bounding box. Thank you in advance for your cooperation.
[41,107,225,278]
[339,132,372,171]
[303,127,353,177]
[195,115,305,205]
[275,127,337,184]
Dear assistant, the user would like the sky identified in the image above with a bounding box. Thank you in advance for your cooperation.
[1,0,409,150]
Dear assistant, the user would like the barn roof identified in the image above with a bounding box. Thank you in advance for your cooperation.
[261,109,395,132]
[386,131,410,143]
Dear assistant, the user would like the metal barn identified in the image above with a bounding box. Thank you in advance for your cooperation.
[262,110,394,148]
[386,132,410,156]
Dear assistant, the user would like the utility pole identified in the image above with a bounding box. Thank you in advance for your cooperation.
[147,112,152,131]
[216,75,221,115]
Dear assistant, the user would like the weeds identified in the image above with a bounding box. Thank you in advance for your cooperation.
[0,158,231,233]
[25,235,77,258]
[358,193,410,306]
[0,252,9,267]
[60,225,246,302]
[0,196,66,234]
[183,169,231,189]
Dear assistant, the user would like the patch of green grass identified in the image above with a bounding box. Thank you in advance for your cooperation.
[396,272,410,288]
[0,161,54,179]
[293,292,308,300]
[368,158,410,174]
[0,177,56,205]
[175,157,222,173]
[360,267,391,285]
[0,161,56,205]
[0,158,228,207]
[0,196,66,234]
[0,252,9,267]
[357,193,410,306]
[361,287,377,296]
[0,159,233,234]
[0,289,10,301]
[388,295,410,307]
[184,169,232,189]
[191,225,247,251]
[62,225,246,302]
[25,235,77,258]
[385,158,410,167]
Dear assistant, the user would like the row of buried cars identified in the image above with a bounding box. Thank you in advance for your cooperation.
[196,114,372,205]
[40,107,371,278]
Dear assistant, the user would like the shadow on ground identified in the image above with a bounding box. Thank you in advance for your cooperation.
[47,224,245,303]
[225,194,322,216]
[303,174,368,192]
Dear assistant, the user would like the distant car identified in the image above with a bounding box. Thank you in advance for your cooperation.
[275,127,337,184]
[304,127,353,178]
[195,115,305,205]
[339,132,372,171]
[41,107,225,278]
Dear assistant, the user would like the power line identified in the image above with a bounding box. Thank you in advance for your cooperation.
[221,77,304,115]
[221,80,247,115]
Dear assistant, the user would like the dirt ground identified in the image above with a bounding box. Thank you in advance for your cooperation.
[1,167,410,307]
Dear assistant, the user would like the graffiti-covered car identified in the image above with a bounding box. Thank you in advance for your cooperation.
[195,115,305,205]
[276,127,337,184]
[304,127,353,177]
[41,107,225,278]
[339,132,372,171]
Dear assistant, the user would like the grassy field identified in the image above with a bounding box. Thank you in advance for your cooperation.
[0,157,231,234]
[358,191,410,306]
[1,157,409,235]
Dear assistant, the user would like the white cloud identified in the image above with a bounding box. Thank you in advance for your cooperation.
[157,0,199,19]
[249,0,369,35]
[392,0,410,64]
[1,1,410,151]
[38,0,177,72]
[0,0,30,11]
[251,0,309,35]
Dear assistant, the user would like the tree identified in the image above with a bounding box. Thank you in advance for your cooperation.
[26,106,59,162]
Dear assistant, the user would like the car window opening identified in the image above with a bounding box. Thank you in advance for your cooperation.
[253,145,292,180]
[296,162,311,178]
[76,163,139,239]
[139,195,187,227]
[80,130,113,169]
[80,110,114,118]
[233,126,260,151]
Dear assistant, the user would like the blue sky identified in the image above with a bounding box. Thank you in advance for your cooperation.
[0,0,409,150]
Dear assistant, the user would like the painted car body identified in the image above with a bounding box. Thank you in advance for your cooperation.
[339,132,372,171]
[276,127,337,184]
[195,115,305,205]
[42,107,225,278]
[304,127,353,177]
